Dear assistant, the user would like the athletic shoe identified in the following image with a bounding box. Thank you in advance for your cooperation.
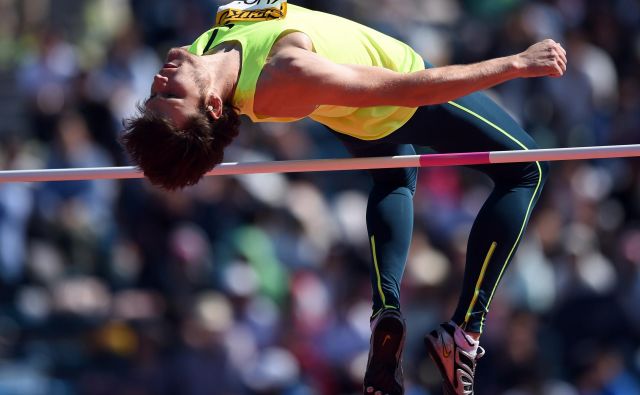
[424,321,485,395]
[363,308,406,395]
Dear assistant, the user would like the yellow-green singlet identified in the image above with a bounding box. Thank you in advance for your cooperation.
[188,2,425,140]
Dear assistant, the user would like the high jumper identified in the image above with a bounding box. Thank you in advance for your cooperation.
[21,1,586,394]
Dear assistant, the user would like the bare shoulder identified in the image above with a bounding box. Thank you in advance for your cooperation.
[254,32,317,117]
[261,32,314,80]
[270,31,314,55]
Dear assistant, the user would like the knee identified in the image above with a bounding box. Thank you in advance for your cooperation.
[525,160,549,190]
[537,160,550,188]
[490,160,549,189]
[370,166,418,196]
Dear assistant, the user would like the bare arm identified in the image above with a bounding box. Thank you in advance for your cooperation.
[263,39,567,110]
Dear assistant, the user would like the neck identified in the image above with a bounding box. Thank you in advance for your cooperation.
[202,42,241,102]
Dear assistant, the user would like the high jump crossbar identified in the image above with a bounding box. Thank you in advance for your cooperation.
[1,144,639,183]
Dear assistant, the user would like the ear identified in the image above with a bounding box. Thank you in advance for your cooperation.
[206,96,223,120]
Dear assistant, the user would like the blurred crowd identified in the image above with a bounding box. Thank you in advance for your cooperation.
[1,0,640,394]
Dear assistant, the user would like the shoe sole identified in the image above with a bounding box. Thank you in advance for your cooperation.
[424,335,458,395]
[363,315,405,395]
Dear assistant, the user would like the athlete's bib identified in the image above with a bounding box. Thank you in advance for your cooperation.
[215,0,287,26]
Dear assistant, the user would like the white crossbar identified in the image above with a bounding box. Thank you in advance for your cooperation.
[0,144,639,183]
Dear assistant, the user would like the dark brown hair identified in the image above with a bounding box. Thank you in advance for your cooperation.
[121,101,240,190]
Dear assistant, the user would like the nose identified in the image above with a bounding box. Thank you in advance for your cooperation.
[153,74,168,84]
[151,74,168,93]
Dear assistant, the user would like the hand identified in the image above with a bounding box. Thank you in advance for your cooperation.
[515,39,568,78]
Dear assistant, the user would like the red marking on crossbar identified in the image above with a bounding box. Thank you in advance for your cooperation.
[418,152,491,167]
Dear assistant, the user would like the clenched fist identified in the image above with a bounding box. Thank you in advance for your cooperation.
[515,39,567,78]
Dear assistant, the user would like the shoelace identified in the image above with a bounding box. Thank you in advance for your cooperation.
[463,346,486,395]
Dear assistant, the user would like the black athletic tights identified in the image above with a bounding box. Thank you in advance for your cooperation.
[332,91,549,334]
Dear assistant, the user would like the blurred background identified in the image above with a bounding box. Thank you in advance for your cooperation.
[1,0,640,394]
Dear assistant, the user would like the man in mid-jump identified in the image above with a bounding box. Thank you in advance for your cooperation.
[122,1,566,394]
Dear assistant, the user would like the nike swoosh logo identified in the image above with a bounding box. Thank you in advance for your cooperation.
[440,333,452,358]
[382,335,391,347]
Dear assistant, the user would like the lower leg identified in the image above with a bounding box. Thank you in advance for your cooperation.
[367,184,414,316]
[452,162,548,336]
[359,146,416,395]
